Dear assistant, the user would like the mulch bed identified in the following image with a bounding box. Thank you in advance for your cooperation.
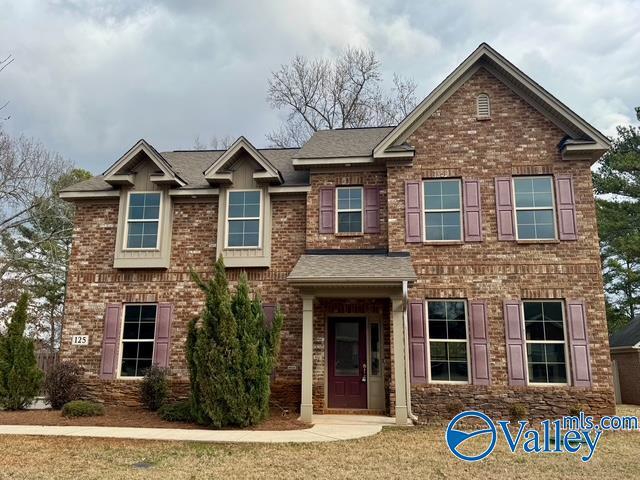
[0,406,308,431]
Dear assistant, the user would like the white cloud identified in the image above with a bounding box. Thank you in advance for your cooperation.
[0,0,637,172]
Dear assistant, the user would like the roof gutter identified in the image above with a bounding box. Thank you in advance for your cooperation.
[402,280,418,424]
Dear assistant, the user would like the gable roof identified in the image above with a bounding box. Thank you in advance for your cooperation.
[102,139,186,187]
[373,43,610,161]
[203,136,283,185]
[61,147,307,193]
[610,317,640,349]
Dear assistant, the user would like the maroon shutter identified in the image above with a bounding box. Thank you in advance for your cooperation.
[319,187,335,233]
[409,300,428,385]
[503,300,526,386]
[263,304,276,327]
[405,181,423,243]
[469,300,491,385]
[364,186,380,234]
[566,299,592,388]
[99,304,122,379]
[495,177,515,240]
[153,303,173,369]
[555,175,578,241]
[463,179,483,242]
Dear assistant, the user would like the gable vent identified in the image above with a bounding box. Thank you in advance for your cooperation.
[476,93,491,119]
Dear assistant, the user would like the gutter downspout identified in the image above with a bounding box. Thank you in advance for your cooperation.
[402,280,418,424]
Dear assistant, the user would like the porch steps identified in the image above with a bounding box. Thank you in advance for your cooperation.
[322,409,386,416]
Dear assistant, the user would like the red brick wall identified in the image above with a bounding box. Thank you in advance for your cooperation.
[385,67,614,419]
[612,351,640,405]
[61,195,306,408]
[306,169,388,250]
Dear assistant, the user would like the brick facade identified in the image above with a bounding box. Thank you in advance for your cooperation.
[612,351,640,405]
[61,65,614,420]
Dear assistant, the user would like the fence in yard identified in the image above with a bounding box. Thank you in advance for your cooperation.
[36,349,59,376]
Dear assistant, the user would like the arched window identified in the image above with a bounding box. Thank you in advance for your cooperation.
[476,93,491,118]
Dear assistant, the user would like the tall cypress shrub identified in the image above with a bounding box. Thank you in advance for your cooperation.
[188,258,283,427]
[0,293,44,410]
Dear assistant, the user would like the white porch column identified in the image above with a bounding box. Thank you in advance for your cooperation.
[392,296,408,426]
[300,295,314,423]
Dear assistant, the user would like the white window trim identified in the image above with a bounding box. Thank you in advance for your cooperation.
[117,303,157,380]
[335,186,364,234]
[522,300,570,387]
[422,179,463,242]
[224,188,263,250]
[425,299,471,385]
[123,191,162,251]
[512,176,558,241]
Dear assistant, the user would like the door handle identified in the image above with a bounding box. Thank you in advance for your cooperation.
[361,363,367,383]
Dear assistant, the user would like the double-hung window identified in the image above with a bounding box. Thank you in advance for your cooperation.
[126,192,161,249]
[120,304,156,377]
[336,187,363,233]
[513,176,556,240]
[427,300,469,383]
[423,179,462,241]
[523,301,568,385]
[227,190,261,248]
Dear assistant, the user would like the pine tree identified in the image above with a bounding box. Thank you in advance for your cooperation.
[0,293,44,409]
[187,258,283,427]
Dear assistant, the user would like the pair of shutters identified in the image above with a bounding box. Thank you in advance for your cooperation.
[405,175,578,243]
[99,303,277,379]
[319,186,381,234]
[495,174,578,241]
[408,299,593,388]
[405,179,483,243]
[504,299,592,387]
[99,303,173,379]
[409,300,491,385]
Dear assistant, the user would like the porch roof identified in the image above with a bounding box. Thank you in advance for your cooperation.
[287,253,417,286]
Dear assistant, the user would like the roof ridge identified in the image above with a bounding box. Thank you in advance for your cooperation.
[320,125,396,132]
[168,146,300,153]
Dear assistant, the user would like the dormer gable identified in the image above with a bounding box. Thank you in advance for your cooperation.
[103,139,186,188]
[203,136,283,185]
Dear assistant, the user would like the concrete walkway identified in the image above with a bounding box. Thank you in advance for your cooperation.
[0,415,399,444]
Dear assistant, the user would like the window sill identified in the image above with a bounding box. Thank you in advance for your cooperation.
[335,232,364,237]
[422,241,464,246]
[476,116,491,121]
[516,239,560,245]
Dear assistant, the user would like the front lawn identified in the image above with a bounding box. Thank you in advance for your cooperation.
[1,407,639,479]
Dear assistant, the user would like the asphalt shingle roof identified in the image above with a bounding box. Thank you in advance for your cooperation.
[610,317,640,348]
[294,126,394,159]
[287,254,416,283]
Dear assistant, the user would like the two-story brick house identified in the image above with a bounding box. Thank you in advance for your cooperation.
[60,44,615,425]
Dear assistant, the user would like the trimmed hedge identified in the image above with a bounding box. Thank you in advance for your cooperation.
[62,400,105,418]
[158,401,194,423]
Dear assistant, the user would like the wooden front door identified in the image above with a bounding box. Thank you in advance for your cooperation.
[328,317,367,409]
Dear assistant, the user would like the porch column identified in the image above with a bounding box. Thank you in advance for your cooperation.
[392,296,408,426]
[300,295,314,423]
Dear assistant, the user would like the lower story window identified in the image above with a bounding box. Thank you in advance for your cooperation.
[427,300,469,382]
[120,304,156,377]
[523,301,568,384]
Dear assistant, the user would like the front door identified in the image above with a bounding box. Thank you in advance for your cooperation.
[328,317,367,409]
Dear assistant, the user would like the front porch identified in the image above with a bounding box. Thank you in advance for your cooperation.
[287,253,417,426]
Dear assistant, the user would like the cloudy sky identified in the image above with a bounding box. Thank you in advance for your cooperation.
[0,0,638,173]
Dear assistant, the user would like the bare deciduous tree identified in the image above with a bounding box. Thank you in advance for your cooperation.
[266,47,418,147]
[0,130,69,236]
[193,134,234,150]
[0,54,13,121]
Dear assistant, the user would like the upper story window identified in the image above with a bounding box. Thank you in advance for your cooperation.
[427,300,469,383]
[336,187,363,233]
[423,179,462,241]
[226,190,261,248]
[513,176,556,240]
[523,301,568,385]
[125,192,161,249]
[476,93,491,118]
[120,304,156,378]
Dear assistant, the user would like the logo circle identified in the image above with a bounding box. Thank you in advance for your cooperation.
[445,410,497,462]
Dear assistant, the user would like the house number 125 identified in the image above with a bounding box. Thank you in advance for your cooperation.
[71,335,89,346]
